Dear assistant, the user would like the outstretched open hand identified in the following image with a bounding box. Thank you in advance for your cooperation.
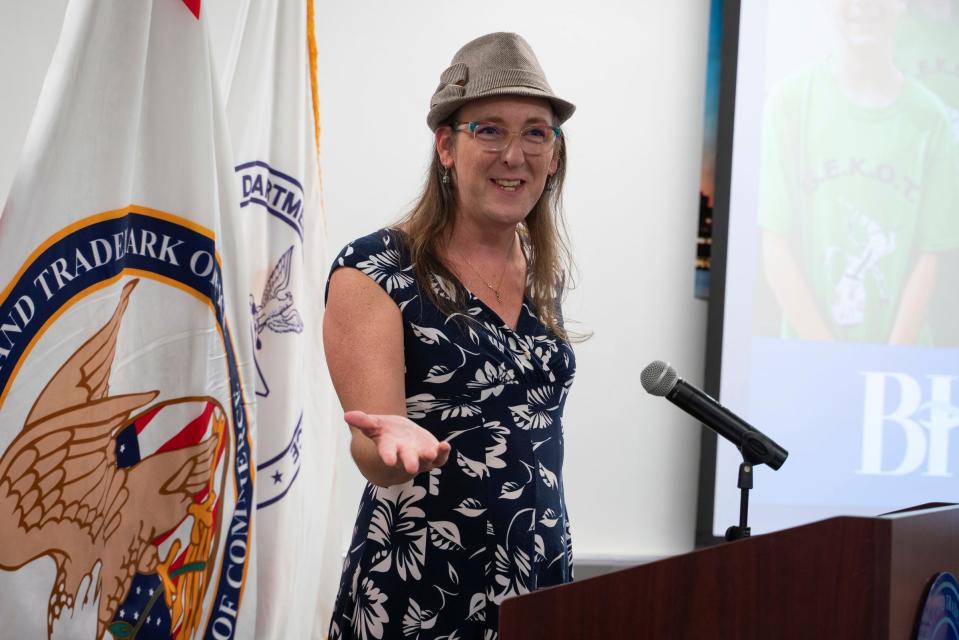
[345,410,451,479]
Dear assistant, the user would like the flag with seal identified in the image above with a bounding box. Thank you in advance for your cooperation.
[219,0,339,636]
[0,0,257,638]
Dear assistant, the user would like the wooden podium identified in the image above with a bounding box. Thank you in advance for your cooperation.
[499,504,959,639]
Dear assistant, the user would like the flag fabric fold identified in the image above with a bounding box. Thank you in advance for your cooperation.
[220,0,338,637]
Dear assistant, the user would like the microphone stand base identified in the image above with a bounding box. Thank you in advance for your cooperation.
[724,525,751,541]
[724,461,754,542]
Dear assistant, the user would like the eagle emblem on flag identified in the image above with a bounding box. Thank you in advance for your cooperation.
[250,245,304,399]
[0,279,227,639]
[250,244,304,348]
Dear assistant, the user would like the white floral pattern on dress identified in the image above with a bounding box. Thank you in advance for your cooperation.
[368,485,428,580]
[351,577,389,640]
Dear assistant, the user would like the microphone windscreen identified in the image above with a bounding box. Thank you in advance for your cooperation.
[640,360,678,396]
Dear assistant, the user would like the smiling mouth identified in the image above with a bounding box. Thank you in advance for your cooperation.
[846,16,883,26]
[492,179,524,192]
[843,8,886,26]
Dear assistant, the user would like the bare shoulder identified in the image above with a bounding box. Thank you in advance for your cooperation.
[324,266,405,414]
[327,266,399,318]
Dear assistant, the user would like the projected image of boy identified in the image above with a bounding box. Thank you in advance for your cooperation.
[758,0,959,345]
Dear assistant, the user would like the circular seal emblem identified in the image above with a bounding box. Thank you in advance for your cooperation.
[917,572,959,640]
[0,207,253,639]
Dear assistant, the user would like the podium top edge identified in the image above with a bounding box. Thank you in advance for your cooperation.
[879,503,959,520]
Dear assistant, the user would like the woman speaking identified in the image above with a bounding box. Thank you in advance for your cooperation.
[324,32,578,640]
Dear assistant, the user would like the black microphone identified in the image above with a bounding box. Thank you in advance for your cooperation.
[641,360,788,470]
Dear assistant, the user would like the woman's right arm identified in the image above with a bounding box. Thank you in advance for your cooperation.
[324,267,450,487]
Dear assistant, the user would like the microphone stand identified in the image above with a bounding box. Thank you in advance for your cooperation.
[724,460,752,541]
[724,432,770,542]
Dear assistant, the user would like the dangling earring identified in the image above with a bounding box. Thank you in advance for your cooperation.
[441,167,451,184]
[544,175,554,192]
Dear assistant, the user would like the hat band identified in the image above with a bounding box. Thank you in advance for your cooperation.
[468,69,553,96]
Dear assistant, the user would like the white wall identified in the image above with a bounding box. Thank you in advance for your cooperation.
[0,0,711,563]
[315,1,712,560]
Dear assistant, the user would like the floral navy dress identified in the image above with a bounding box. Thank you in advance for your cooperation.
[327,229,576,640]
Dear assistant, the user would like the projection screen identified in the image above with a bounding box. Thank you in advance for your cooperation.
[708,0,959,538]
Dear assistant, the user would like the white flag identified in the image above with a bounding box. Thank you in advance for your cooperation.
[219,0,338,638]
[0,1,258,638]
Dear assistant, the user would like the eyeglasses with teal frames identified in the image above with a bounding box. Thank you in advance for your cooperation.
[452,121,563,155]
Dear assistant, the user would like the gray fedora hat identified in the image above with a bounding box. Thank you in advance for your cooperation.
[427,32,575,131]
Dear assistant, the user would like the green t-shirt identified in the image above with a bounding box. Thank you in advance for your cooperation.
[758,63,959,343]
[895,11,959,115]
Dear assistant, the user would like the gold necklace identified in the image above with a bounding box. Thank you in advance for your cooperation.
[454,234,516,303]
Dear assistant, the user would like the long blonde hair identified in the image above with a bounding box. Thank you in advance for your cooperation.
[394,134,575,341]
